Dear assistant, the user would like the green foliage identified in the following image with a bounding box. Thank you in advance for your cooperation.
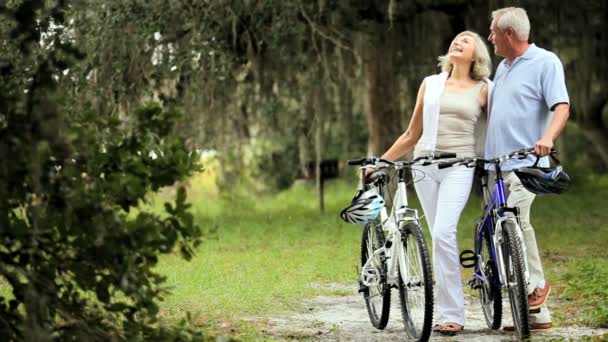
[22,0,605,198]
[0,1,205,340]
[1,0,607,337]
[250,136,300,190]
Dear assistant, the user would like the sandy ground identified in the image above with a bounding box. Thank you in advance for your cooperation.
[257,283,608,341]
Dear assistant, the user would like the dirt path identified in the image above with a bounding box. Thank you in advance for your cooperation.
[260,283,607,341]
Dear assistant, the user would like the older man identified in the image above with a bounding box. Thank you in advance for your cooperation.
[486,7,570,330]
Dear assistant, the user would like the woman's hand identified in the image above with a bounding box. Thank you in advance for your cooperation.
[364,166,377,178]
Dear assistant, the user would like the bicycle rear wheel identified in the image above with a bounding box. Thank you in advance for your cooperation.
[361,221,390,329]
[501,220,530,339]
[397,223,433,341]
[476,223,502,329]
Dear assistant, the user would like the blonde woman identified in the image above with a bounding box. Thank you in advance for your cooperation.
[366,31,492,335]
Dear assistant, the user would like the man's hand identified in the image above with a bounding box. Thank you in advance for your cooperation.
[534,136,554,157]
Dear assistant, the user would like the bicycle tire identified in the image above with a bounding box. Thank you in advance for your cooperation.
[397,222,433,341]
[502,220,531,339]
[476,222,502,329]
[361,220,390,329]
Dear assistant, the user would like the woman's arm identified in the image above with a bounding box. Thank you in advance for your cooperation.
[479,82,488,114]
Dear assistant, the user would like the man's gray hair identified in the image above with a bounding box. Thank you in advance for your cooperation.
[492,7,530,41]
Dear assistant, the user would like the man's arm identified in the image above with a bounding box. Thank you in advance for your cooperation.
[536,52,570,157]
[534,103,569,156]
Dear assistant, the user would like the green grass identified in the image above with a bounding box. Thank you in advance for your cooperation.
[152,178,362,338]
[555,258,608,328]
[2,165,606,339]
[152,169,608,338]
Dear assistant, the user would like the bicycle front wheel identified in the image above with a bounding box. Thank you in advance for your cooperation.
[361,221,390,329]
[397,223,433,341]
[502,220,530,339]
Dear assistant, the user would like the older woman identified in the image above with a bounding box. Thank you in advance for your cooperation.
[367,30,492,335]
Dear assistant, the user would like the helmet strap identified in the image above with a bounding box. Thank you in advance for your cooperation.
[532,151,562,168]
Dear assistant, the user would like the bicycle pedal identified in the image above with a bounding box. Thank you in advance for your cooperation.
[357,280,367,293]
[460,250,476,268]
[468,279,481,289]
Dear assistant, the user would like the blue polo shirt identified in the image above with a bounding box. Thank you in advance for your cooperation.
[485,44,569,170]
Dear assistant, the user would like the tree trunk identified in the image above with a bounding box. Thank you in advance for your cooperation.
[362,24,403,156]
[579,124,608,169]
[298,130,312,179]
[314,83,326,212]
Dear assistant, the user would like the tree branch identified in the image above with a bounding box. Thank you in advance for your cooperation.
[298,4,361,65]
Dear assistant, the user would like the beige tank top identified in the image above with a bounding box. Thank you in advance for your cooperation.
[416,81,484,158]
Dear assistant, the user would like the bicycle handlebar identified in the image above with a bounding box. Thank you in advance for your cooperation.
[433,152,457,159]
[346,152,457,168]
[346,157,394,166]
[347,157,368,166]
[437,159,470,170]
[436,147,556,170]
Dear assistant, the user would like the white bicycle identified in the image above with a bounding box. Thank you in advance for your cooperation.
[344,153,455,341]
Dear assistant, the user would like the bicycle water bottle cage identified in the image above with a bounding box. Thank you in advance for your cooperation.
[460,250,476,268]
[366,170,389,185]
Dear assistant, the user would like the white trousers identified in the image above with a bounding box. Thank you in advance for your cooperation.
[413,164,474,326]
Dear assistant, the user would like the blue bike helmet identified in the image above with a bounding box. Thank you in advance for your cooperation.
[514,153,570,195]
[340,187,385,225]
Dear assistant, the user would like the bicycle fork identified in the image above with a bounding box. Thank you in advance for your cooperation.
[494,217,531,289]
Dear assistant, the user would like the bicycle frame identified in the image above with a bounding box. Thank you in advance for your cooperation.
[474,164,530,289]
[361,169,421,287]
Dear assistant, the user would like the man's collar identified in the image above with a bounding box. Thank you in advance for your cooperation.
[503,43,536,66]
[518,43,536,60]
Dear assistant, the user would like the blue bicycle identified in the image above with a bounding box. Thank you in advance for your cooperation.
[437,147,541,339]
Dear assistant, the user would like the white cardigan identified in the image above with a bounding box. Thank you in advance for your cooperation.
[415,72,493,158]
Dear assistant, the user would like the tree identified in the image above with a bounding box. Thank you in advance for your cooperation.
[0,1,204,340]
[8,0,605,197]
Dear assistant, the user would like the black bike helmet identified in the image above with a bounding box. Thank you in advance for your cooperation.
[514,152,570,195]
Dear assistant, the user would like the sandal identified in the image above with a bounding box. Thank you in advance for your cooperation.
[436,322,464,336]
[432,324,444,332]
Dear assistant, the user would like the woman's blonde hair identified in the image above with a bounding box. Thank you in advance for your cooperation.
[437,31,492,80]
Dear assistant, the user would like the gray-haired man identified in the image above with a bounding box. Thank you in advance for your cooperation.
[486,7,570,330]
